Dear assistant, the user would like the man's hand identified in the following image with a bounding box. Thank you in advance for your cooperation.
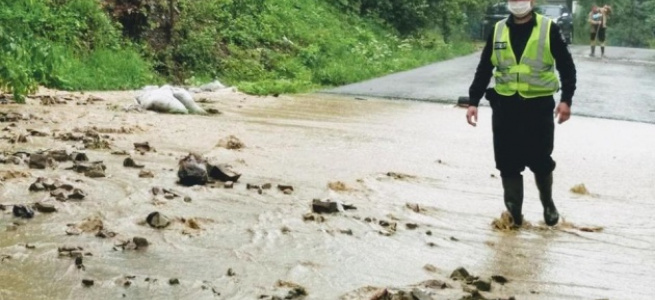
[555,102,571,124]
[466,106,478,127]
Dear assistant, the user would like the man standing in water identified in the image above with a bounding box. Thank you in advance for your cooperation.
[465,0,577,227]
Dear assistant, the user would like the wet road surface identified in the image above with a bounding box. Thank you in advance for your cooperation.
[326,45,655,124]
[1,91,654,299]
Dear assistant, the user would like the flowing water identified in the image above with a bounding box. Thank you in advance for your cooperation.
[1,91,654,300]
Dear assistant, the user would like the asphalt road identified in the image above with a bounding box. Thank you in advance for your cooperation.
[325,45,655,124]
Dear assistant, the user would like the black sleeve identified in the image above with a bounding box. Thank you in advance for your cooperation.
[468,32,495,107]
[549,23,577,107]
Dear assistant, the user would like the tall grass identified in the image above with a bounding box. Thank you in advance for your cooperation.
[55,47,160,91]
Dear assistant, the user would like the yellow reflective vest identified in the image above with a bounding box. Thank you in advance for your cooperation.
[491,13,560,98]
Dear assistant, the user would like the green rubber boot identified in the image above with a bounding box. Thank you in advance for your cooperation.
[535,172,560,226]
[501,176,524,226]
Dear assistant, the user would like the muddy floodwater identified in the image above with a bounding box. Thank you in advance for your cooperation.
[1,89,654,300]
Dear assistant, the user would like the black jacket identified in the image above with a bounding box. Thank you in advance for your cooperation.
[468,12,577,107]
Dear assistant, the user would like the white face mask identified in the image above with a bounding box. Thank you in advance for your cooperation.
[507,1,532,18]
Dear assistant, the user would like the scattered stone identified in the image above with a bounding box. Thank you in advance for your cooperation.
[183,196,192,203]
[406,203,421,213]
[186,218,201,230]
[96,229,117,238]
[75,256,85,270]
[491,275,508,285]
[169,278,180,285]
[66,227,83,236]
[58,246,85,258]
[450,267,470,280]
[312,199,339,214]
[70,152,89,162]
[12,205,34,219]
[491,211,520,231]
[406,223,418,230]
[471,279,491,292]
[570,183,590,195]
[77,216,104,233]
[146,212,171,229]
[262,183,272,190]
[206,108,221,115]
[386,172,416,180]
[163,188,181,198]
[139,170,155,178]
[578,226,604,233]
[379,221,397,232]
[450,236,459,241]
[28,153,55,169]
[83,135,112,150]
[277,184,294,194]
[224,181,234,189]
[276,281,307,299]
[151,186,163,195]
[207,163,241,182]
[462,285,481,298]
[339,229,353,235]
[302,213,325,223]
[34,202,57,213]
[134,142,152,152]
[419,279,451,289]
[111,150,129,156]
[51,188,69,201]
[423,264,437,272]
[217,135,244,150]
[328,181,349,191]
[70,189,87,200]
[82,279,94,287]
[123,157,145,168]
[55,131,85,141]
[25,244,36,249]
[342,203,357,210]
[84,164,106,178]
[411,288,433,300]
[227,268,236,276]
[178,153,209,186]
[68,160,106,175]
[48,150,69,162]
[132,237,149,248]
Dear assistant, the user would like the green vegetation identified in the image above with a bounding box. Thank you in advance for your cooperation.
[1,0,496,102]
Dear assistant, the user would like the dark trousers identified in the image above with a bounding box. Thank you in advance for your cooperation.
[486,89,556,178]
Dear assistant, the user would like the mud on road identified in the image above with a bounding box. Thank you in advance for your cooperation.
[1,88,654,299]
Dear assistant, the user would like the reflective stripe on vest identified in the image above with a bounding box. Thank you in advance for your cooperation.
[491,14,560,98]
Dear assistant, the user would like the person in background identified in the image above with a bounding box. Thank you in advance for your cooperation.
[588,5,609,57]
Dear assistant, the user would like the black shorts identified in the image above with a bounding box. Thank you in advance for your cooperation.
[591,28,606,42]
